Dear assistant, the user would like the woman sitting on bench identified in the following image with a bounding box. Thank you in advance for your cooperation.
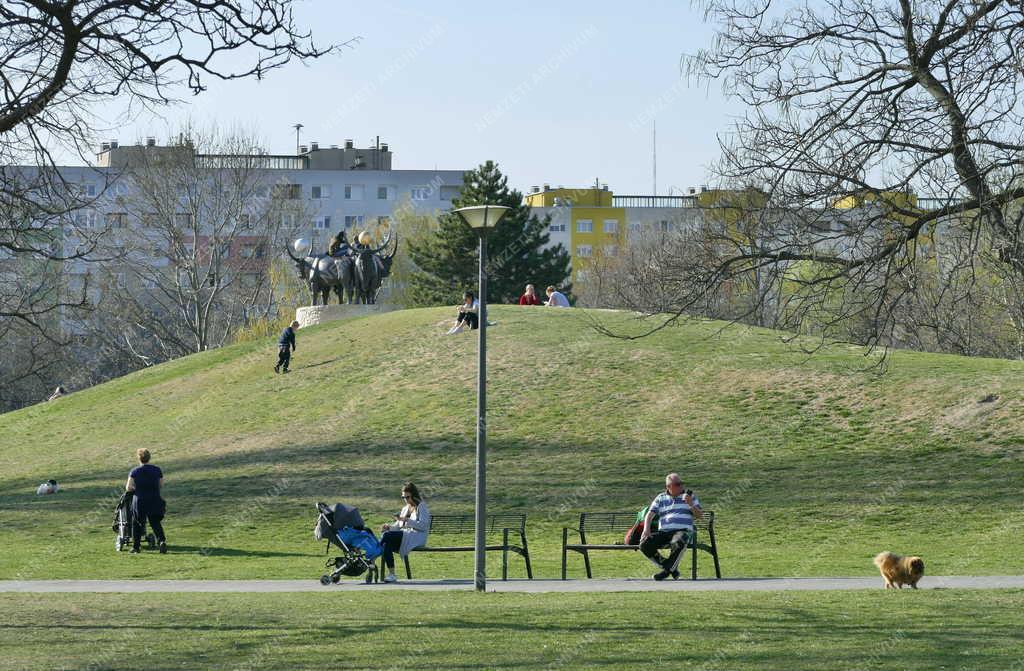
[379,482,431,583]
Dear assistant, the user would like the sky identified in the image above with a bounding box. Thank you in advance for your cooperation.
[89,0,732,196]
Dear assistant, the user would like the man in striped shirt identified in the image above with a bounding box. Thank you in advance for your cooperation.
[639,472,703,580]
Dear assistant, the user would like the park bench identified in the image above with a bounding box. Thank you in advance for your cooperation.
[561,510,721,580]
[397,513,533,580]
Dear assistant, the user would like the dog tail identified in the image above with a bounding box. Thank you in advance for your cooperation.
[873,551,893,568]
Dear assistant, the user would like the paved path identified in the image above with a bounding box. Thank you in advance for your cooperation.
[2,576,1023,593]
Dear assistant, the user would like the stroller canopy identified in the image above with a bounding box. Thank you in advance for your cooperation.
[322,502,365,531]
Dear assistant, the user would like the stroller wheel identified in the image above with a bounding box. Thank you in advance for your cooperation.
[364,572,373,584]
[320,575,332,586]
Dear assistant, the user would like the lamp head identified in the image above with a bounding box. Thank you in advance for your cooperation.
[454,205,511,233]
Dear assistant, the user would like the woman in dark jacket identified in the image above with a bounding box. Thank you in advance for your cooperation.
[125,448,167,554]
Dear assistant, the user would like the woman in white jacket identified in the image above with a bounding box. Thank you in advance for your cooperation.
[379,482,431,583]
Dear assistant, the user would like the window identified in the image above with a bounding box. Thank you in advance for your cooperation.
[106,212,128,229]
[576,269,590,283]
[659,220,673,233]
[440,185,461,201]
[314,216,332,230]
[219,243,231,259]
[254,185,270,199]
[344,215,364,229]
[84,183,98,197]
[273,184,301,199]
[77,211,99,228]
[410,186,432,201]
[604,245,618,257]
[548,221,567,233]
[377,185,397,201]
[174,213,192,228]
[238,213,252,230]
[255,244,266,259]
[629,222,642,233]
[240,246,256,259]
[576,219,593,233]
[344,185,364,200]
[603,219,619,234]
[576,244,593,257]
[114,182,129,197]
[311,184,331,200]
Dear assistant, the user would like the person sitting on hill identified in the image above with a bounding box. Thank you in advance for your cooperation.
[518,284,541,305]
[544,286,571,307]
[446,291,479,334]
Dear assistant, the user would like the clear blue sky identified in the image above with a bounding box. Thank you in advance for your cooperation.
[94,0,730,195]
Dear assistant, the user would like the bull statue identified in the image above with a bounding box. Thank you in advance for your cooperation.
[286,239,355,306]
[350,230,398,304]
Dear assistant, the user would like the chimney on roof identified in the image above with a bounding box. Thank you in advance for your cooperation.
[543,183,550,191]
[531,185,540,193]
[145,137,156,147]
[299,145,308,154]
[110,140,119,149]
[344,139,354,149]
[700,185,709,192]
[100,142,110,152]
[310,141,319,151]
[688,187,696,195]
[380,143,389,152]
[601,183,609,191]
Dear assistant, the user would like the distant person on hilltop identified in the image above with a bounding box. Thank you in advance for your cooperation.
[47,386,67,401]
[275,320,300,374]
[446,291,479,335]
[544,286,571,307]
[639,473,702,580]
[518,284,541,305]
[125,448,166,554]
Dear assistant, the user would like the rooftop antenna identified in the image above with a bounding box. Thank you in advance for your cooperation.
[652,121,657,197]
[293,123,304,155]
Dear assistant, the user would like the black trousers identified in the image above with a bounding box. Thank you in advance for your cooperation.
[132,504,166,549]
[380,530,403,570]
[276,347,291,370]
[639,529,692,571]
[456,311,479,329]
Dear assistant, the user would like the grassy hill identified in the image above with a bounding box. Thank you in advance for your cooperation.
[1,306,1022,580]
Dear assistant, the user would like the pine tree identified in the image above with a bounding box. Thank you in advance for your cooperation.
[407,161,572,306]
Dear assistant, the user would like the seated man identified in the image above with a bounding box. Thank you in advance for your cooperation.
[544,285,571,307]
[328,230,351,257]
[639,472,702,580]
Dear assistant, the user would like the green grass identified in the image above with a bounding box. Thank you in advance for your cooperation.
[1,306,1023,580]
[2,590,1022,670]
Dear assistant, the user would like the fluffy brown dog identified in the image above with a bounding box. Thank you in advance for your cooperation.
[873,551,925,589]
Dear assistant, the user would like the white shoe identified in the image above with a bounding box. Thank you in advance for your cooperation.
[383,572,397,583]
[450,325,464,334]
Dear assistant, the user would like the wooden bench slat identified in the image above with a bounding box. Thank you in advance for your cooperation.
[394,512,533,581]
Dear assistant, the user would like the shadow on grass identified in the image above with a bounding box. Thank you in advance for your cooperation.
[168,545,313,558]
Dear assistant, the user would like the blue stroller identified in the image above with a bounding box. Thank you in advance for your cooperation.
[314,501,382,585]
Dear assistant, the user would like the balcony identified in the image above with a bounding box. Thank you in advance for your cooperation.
[612,195,698,208]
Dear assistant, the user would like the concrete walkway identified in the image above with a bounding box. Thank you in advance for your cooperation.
[2,576,1023,593]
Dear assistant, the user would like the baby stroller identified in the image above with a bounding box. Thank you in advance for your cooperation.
[112,491,155,552]
[314,501,382,585]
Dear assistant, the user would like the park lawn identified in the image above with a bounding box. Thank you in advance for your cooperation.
[1,306,1023,580]
[1,590,1022,670]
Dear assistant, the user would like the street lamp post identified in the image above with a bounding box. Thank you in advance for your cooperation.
[454,204,511,592]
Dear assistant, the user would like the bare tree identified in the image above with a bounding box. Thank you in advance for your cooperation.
[0,1,351,406]
[611,0,1024,352]
[95,129,304,361]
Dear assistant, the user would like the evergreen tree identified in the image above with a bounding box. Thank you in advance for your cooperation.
[407,161,572,306]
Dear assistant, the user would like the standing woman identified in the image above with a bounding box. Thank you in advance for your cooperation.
[125,448,167,554]
[379,482,431,583]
